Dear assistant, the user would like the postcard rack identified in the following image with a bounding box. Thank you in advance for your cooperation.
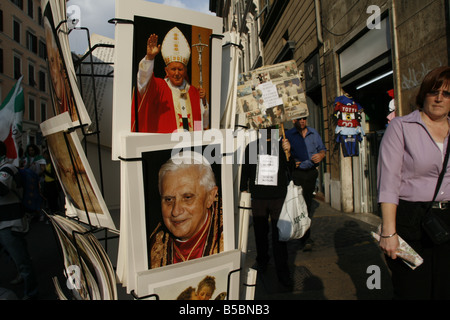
[52,19,108,201]
[50,19,252,300]
[45,21,119,300]
[60,23,115,232]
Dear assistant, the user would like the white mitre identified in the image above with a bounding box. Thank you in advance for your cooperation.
[161,27,191,66]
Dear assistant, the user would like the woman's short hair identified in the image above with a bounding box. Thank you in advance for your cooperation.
[416,66,450,109]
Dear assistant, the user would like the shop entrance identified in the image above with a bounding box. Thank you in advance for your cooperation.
[343,65,394,132]
[342,66,394,214]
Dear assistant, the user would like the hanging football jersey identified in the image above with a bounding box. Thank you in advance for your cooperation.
[334,95,363,128]
[335,125,365,137]
[336,134,363,157]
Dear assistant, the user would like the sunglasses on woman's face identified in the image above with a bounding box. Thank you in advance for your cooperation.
[427,90,450,99]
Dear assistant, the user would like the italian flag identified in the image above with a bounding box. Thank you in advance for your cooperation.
[0,76,24,166]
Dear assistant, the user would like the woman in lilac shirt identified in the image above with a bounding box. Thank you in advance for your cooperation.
[377,66,450,299]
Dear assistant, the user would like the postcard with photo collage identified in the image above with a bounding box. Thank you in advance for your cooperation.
[236,60,309,130]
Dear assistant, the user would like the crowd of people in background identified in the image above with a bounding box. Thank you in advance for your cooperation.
[0,141,66,300]
[19,144,64,223]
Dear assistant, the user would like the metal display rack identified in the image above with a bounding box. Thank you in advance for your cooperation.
[46,20,119,300]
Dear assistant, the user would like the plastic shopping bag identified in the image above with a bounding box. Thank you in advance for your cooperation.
[277,181,311,241]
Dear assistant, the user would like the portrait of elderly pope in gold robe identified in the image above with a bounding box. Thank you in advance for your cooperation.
[149,151,223,268]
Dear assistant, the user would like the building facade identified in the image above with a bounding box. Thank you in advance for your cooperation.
[211,0,264,72]
[320,0,449,213]
[0,0,51,151]
[256,0,327,203]
[213,0,450,215]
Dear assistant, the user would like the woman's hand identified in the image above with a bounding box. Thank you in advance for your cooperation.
[379,234,399,259]
[379,202,400,259]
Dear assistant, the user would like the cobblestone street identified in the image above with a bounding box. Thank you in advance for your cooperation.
[243,199,394,300]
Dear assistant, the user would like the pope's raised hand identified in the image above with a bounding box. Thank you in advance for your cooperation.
[146,34,161,60]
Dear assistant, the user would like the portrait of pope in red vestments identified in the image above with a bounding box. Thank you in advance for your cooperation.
[131,20,212,133]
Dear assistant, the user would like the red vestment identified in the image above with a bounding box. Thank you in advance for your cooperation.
[172,213,211,264]
[131,76,202,133]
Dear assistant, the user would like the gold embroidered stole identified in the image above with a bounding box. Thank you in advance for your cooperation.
[166,79,194,131]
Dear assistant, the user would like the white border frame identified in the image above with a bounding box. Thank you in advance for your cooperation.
[40,113,116,231]
[119,131,235,288]
[135,249,241,300]
[112,0,223,159]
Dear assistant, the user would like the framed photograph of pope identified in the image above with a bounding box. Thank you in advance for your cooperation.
[112,0,223,159]
[118,131,234,281]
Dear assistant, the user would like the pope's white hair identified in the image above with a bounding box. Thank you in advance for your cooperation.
[158,151,216,194]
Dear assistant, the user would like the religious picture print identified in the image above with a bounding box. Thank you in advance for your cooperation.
[132,19,213,134]
[112,0,222,159]
[117,132,234,288]
[142,145,224,269]
[40,113,116,230]
[41,0,91,127]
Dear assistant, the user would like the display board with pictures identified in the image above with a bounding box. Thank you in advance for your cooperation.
[112,0,223,159]
[40,112,116,231]
[41,0,91,127]
[236,60,308,129]
[117,132,235,291]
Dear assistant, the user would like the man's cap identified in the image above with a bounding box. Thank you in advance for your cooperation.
[161,27,191,66]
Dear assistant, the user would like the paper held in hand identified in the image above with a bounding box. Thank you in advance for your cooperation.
[371,231,424,270]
